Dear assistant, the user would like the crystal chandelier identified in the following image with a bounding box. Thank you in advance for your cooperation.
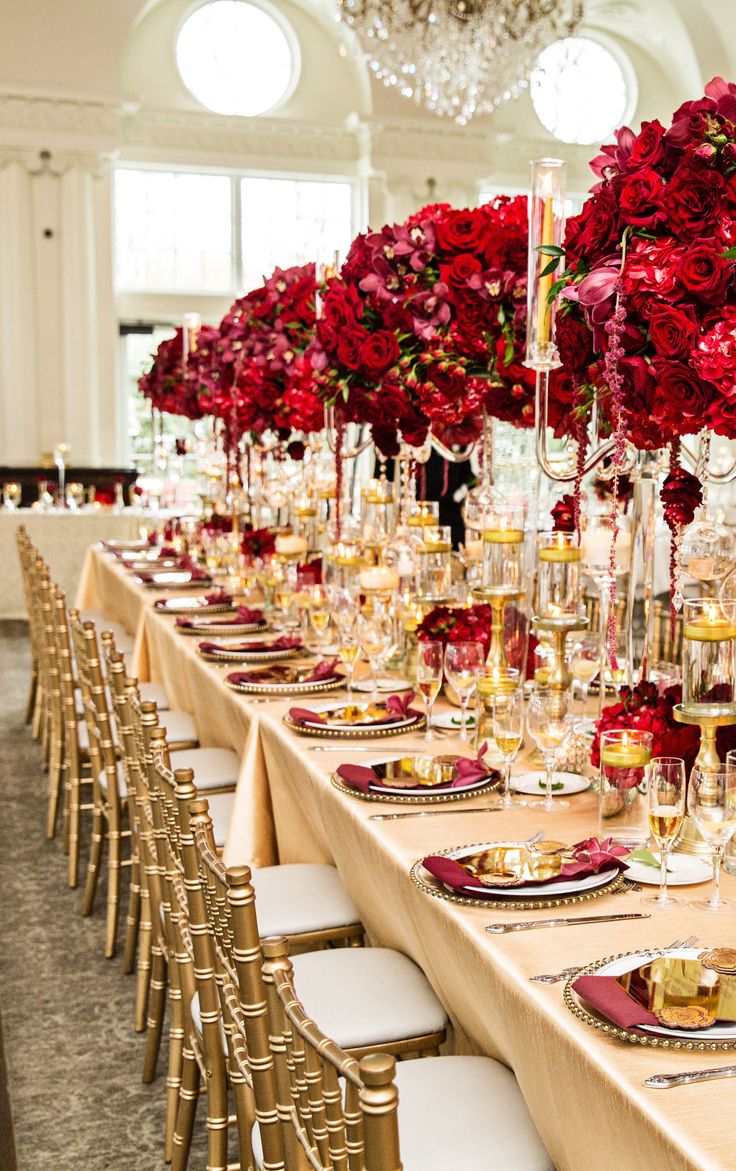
[337,0,585,124]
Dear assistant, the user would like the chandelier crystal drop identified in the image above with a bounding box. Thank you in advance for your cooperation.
[337,0,585,124]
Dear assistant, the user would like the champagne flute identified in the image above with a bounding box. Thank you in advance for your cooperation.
[332,592,360,695]
[416,640,443,741]
[359,613,393,701]
[308,586,331,650]
[444,641,485,741]
[688,768,736,912]
[526,686,572,811]
[642,757,686,908]
[492,689,525,809]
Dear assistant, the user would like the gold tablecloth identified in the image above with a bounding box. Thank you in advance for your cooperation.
[76,544,736,1171]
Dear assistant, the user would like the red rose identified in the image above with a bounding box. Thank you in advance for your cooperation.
[677,241,731,303]
[617,168,664,228]
[359,331,400,378]
[706,395,736,439]
[627,119,667,170]
[435,209,488,254]
[624,238,684,304]
[663,161,725,238]
[651,360,713,431]
[564,185,620,265]
[555,312,595,374]
[337,327,369,371]
[648,302,699,359]
[439,252,483,290]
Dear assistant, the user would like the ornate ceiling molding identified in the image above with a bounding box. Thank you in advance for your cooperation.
[0,92,127,147]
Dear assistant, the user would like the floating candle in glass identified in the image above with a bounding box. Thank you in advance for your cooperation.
[481,507,525,592]
[538,531,581,616]
[682,598,736,711]
[418,524,452,598]
[599,729,652,846]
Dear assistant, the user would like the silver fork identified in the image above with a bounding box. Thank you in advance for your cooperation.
[529,935,698,985]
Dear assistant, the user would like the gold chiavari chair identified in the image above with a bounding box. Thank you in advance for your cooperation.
[652,599,684,666]
[261,934,552,1171]
[190,802,452,1169]
[15,526,41,727]
[35,571,67,841]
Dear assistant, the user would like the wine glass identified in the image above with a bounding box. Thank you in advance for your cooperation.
[273,572,296,628]
[3,482,21,511]
[416,641,443,741]
[359,612,393,701]
[307,586,331,650]
[332,592,360,695]
[688,768,736,912]
[444,641,485,741]
[570,635,601,725]
[642,757,686,908]
[526,686,572,811]
[492,688,525,809]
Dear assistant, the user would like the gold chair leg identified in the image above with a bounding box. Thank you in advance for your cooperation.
[67,774,85,888]
[134,890,153,1032]
[171,1047,200,1171]
[142,948,167,1082]
[205,1082,229,1171]
[46,740,64,840]
[104,830,121,958]
[231,1077,257,1171]
[31,682,44,740]
[164,985,185,1163]
[25,669,37,724]
[122,862,141,975]
[81,808,104,911]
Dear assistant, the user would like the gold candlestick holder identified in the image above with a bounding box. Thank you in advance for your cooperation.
[473,585,524,681]
[532,613,589,694]
[672,702,736,856]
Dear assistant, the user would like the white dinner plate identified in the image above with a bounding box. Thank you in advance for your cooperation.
[595,949,736,1041]
[445,839,614,899]
[623,853,712,887]
[352,678,412,694]
[432,710,477,731]
[512,771,590,796]
[299,699,417,732]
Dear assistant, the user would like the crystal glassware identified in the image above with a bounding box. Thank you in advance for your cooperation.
[688,768,736,913]
[359,612,394,700]
[570,634,601,726]
[492,688,525,809]
[416,640,443,741]
[641,757,686,908]
[3,482,21,511]
[307,585,331,651]
[444,641,485,741]
[526,686,572,811]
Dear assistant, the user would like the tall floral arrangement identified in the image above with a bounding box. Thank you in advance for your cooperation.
[214,263,323,444]
[138,326,220,420]
[310,198,540,456]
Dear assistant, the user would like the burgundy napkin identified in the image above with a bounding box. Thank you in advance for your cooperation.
[289,706,328,726]
[199,635,301,655]
[571,976,659,1030]
[177,556,209,582]
[175,605,264,630]
[305,658,341,683]
[289,691,418,730]
[385,690,417,718]
[336,750,495,796]
[423,836,629,897]
[335,764,380,793]
[452,742,492,786]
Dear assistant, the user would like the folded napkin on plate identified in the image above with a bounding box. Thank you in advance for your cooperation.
[175,605,264,630]
[385,690,416,718]
[336,746,494,795]
[199,634,301,655]
[177,556,209,581]
[138,568,209,584]
[288,692,416,729]
[452,742,492,785]
[571,976,659,1030]
[422,836,629,896]
[305,658,341,683]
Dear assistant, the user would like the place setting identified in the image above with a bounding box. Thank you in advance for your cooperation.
[197,632,303,663]
[284,689,426,739]
[174,604,267,637]
[153,590,237,616]
[224,656,345,696]
[330,742,501,805]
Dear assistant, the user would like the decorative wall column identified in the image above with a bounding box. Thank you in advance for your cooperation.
[0,157,40,463]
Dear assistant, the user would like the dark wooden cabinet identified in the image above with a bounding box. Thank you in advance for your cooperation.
[0,466,139,508]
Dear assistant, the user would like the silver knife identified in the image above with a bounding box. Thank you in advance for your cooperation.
[644,1066,736,1089]
[485,912,651,934]
[370,805,502,821]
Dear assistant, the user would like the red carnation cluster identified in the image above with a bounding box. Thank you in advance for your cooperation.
[591,682,700,772]
[309,198,540,455]
[138,325,220,420]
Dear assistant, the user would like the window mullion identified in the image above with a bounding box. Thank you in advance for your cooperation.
[232,175,243,293]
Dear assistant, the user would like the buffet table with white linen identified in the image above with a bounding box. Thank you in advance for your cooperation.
[74,542,736,1171]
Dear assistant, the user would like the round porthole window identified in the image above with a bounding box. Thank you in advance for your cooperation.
[176,0,298,117]
[530,36,634,145]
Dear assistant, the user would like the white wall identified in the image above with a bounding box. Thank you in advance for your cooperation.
[0,0,732,466]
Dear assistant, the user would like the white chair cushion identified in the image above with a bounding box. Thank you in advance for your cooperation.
[250,864,359,936]
[250,1056,551,1171]
[76,718,89,750]
[159,709,198,745]
[290,948,447,1051]
[139,682,170,710]
[98,761,127,798]
[169,746,239,790]
[393,1055,552,1171]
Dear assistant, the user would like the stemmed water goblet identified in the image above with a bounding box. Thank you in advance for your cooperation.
[570,634,600,730]
[688,767,736,913]
[444,641,485,741]
[331,591,361,696]
[526,686,572,811]
[416,640,443,741]
[492,688,525,809]
[359,611,394,701]
[642,757,686,908]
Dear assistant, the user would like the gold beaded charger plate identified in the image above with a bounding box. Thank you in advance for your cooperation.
[330,754,501,804]
[411,840,626,911]
[198,638,302,664]
[176,619,267,637]
[225,664,344,696]
[284,699,426,739]
[153,596,234,616]
[137,571,213,590]
[564,948,736,1049]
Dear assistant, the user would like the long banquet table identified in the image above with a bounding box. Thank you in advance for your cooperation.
[76,542,736,1171]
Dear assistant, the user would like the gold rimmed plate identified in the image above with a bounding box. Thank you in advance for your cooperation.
[176,619,268,637]
[225,664,345,696]
[564,948,736,1051]
[285,699,426,739]
[198,638,302,664]
[331,753,501,804]
[154,595,234,616]
[138,571,213,590]
[411,840,626,911]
